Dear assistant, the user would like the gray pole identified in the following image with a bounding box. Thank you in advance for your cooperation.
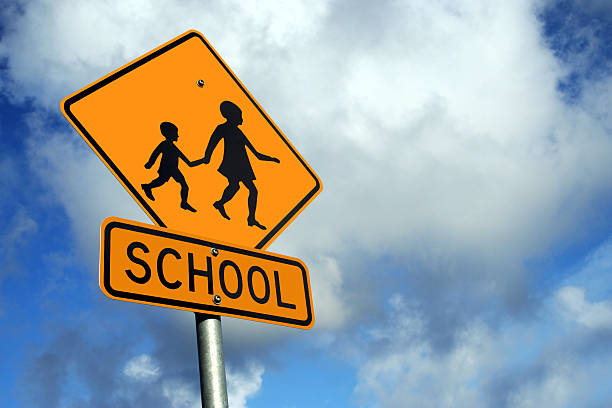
[195,313,229,408]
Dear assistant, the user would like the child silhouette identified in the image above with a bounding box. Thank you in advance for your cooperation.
[141,121,198,212]
[198,101,279,229]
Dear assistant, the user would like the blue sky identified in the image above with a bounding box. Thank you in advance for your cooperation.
[1,0,612,407]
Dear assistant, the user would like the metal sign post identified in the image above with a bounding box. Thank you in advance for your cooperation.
[195,313,228,408]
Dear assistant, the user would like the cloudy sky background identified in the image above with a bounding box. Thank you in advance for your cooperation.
[1,0,612,406]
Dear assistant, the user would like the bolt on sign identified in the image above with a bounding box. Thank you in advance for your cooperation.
[101,217,314,329]
[61,30,321,250]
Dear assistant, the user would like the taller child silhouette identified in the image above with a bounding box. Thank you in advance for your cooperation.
[141,121,198,212]
[200,101,279,230]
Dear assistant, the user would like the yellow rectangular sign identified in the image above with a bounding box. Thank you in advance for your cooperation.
[100,217,313,329]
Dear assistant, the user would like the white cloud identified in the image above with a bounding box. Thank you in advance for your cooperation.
[0,205,38,283]
[581,75,612,129]
[506,361,579,408]
[302,255,348,329]
[227,362,264,408]
[0,0,331,110]
[162,378,200,408]
[561,236,612,301]
[353,296,498,407]
[158,363,263,408]
[351,237,612,407]
[1,206,38,247]
[555,286,612,330]
[352,288,612,407]
[123,354,161,382]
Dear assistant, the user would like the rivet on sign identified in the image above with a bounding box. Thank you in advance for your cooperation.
[213,295,222,305]
[197,79,205,87]
[211,248,219,256]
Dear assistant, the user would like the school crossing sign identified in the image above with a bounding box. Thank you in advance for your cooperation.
[61,30,321,250]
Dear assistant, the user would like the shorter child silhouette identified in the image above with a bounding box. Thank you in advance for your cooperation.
[141,121,198,212]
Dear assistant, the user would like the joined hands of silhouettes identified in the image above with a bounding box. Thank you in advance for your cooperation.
[141,101,280,230]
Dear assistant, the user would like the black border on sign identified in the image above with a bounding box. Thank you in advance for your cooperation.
[103,220,313,327]
[63,31,320,249]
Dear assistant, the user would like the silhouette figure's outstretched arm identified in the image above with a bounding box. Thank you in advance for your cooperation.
[243,131,280,163]
[199,127,223,165]
[177,150,200,167]
[145,144,163,169]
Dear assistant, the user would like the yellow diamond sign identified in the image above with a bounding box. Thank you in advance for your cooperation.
[62,30,321,249]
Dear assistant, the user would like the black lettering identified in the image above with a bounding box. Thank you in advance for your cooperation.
[219,260,242,299]
[157,248,182,289]
[125,241,151,284]
[189,253,213,294]
[274,270,296,309]
[247,266,270,304]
